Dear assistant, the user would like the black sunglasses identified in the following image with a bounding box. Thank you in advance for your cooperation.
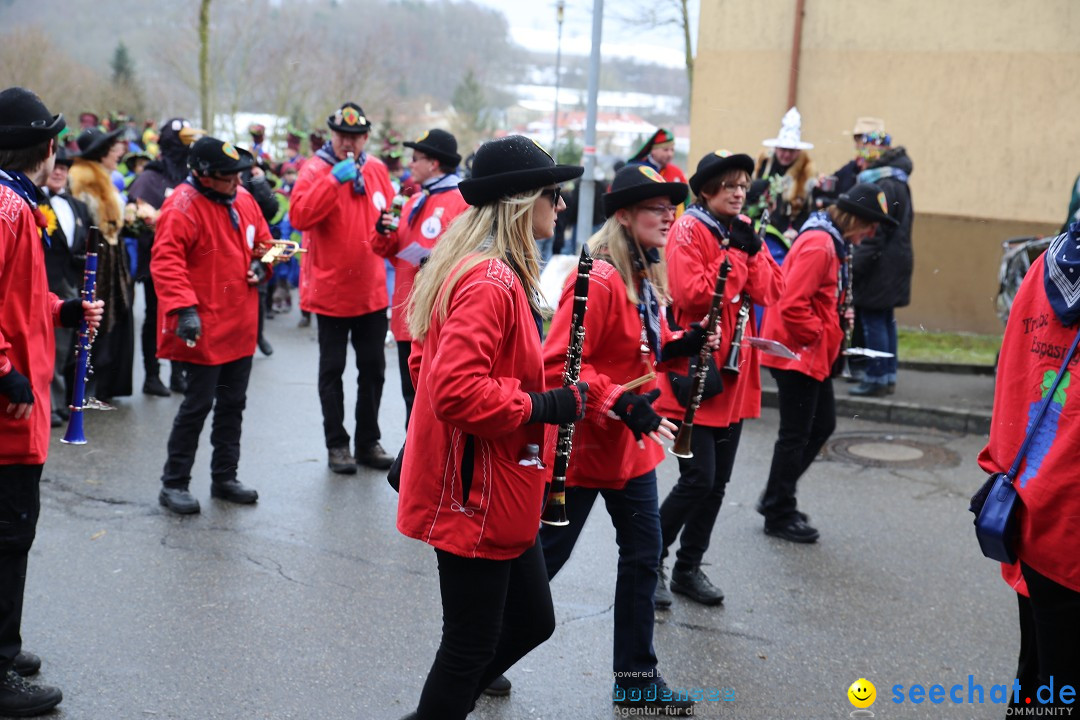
[540,187,562,206]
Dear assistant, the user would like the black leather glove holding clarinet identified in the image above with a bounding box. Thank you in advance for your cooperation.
[726,214,761,256]
[611,388,663,440]
[527,382,588,424]
[661,322,707,360]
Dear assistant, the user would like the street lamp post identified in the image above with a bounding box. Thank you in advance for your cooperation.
[552,0,565,157]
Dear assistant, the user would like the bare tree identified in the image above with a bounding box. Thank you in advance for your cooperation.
[612,0,696,90]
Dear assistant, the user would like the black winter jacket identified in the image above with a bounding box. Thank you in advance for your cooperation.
[852,148,914,310]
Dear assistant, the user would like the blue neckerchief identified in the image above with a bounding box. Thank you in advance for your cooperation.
[635,247,663,359]
[857,166,909,184]
[316,142,366,195]
[0,168,49,247]
[799,210,849,303]
[408,173,461,226]
[1043,223,1080,327]
[185,175,240,230]
[684,203,730,245]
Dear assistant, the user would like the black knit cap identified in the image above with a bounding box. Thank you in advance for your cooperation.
[458,135,583,207]
[603,164,688,218]
[76,126,125,161]
[836,182,899,227]
[403,129,461,167]
[327,102,372,134]
[187,136,254,175]
[688,149,754,196]
[0,87,66,150]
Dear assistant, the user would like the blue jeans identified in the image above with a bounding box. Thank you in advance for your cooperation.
[541,470,662,685]
[859,307,897,385]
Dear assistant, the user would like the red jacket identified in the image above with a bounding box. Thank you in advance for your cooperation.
[760,229,844,381]
[543,259,676,489]
[397,258,548,560]
[978,252,1080,595]
[0,186,65,465]
[151,183,272,366]
[371,183,468,341]
[653,213,784,427]
[290,153,394,317]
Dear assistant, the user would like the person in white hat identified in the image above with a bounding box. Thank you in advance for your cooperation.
[755,107,816,238]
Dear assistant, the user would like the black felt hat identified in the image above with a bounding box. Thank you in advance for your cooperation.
[54,146,75,166]
[836,182,899,227]
[688,149,754,196]
[603,163,688,218]
[403,129,461,167]
[327,102,372,134]
[76,126,125,161]
[187,136,254,175]
[458,135,583,207]
[0,87,66,150]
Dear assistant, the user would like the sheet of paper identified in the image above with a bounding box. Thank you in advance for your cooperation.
[396,242,431,267]
[844,347,895,358]
[745,336,800,360]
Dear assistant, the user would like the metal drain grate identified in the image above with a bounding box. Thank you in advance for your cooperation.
[824,432,961,469]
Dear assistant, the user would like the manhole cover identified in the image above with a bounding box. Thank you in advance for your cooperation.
[825,432,960,469]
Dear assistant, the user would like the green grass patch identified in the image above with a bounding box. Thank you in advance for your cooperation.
[897,327,1002,366]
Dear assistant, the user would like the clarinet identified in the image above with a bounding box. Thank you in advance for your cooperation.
[61,227,101,445]
[540,245,593,527]
[670,248,731,459]
[722,209,769,374]
[832,239,855,379]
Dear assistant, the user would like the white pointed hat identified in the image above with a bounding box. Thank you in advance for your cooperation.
[762,107,814,150]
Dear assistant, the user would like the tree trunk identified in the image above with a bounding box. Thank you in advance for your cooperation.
[199,0,212,132]
[680,0,693,91]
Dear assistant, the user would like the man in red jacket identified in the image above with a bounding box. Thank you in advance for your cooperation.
[290,102,396,473]
[151,136,273,515]
[0,86,103,717]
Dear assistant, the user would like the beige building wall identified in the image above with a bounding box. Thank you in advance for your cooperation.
[691,0,1079,333]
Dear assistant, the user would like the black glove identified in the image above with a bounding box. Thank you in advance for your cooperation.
[661,322,707,360]
[375,212,393,236]
[249,259,267,283]
[527,382,588,425]
[0,367,34,406]
[176,306,202,344]
[727,215,761,256]
[611,388,663,440]
[59,298,85,328]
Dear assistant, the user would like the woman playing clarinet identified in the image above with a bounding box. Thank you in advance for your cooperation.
[653,150,784,607]
[396,136,584,720]
[756,183,896,542]
[525,164,714,715]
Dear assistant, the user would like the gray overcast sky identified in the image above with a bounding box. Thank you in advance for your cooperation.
[457,0,697,68]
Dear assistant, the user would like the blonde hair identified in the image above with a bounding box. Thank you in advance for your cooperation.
[587,213,669,306]
[408,189,545,341]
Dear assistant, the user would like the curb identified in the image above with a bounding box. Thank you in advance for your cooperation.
[898,360,996,376]
[761,387,991,436]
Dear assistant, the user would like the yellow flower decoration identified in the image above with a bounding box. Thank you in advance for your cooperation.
[40,204,58,236]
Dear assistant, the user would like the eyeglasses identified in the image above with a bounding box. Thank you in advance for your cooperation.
[639,204,677,217]
[540,187,562,206]
[719,182,749,193]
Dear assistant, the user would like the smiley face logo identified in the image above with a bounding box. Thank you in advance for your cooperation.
[638,166,664,183]
[222,142,240,160]
[847,678,876,709]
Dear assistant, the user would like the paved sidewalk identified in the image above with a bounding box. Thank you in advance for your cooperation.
[761,363,996,435]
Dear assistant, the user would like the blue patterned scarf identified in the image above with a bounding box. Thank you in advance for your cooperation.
[0,168,49,247]
[1044,223,1080,327]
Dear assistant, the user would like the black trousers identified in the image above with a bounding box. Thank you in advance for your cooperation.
[659,422,743,572]
[0,464,42,673]
[759,368,836,526]
[316,310,387,451]
[141,276,160,376]
[161,356,253,488]
[415,540,555,720]
[1020,562,1080,702]
[396,340,415,429]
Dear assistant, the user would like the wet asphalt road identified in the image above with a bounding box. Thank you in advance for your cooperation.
[24,300,1017,720]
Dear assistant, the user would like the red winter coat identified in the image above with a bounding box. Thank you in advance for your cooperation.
[543,259,677,489]
[290,154,394,317]
[978,252,1080,595]
[397,257,548,560]
[759,229,844,381]
[371,184,468,341]
[151,183,272,366]
[0,186,64,465]
[653,213,784,427]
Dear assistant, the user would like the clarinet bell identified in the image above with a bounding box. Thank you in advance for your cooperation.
[60,409,86,445]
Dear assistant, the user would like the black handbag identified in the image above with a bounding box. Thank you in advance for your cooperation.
[969,327,1080,563]
[387,443,405,492]
[667,354,724,408]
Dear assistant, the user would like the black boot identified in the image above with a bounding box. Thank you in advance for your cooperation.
[159,486,200,515]
[210,479,259,504]
[12,652,40,678]
[670,566,725,605]
[143,375,170,397]
[0,668,62,717]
